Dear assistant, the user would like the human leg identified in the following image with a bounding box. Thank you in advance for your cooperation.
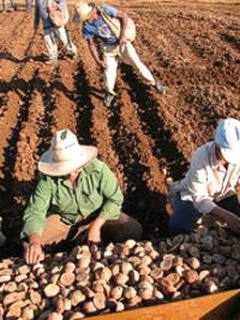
[168,192,203,234]
[101,212,143,243]
[103,49,118,96]
[9,0,16,10]
[120,42,155,85]
[120,42,165,93]
[2,0,6,11]
[56,26,77,57]
[41,214,71,246]
[44,27,58,62]
[26,0,32,11]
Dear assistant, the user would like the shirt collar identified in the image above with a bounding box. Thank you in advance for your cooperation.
[211,142,232,173]
[211,142,223,170]
[60,172,84,188]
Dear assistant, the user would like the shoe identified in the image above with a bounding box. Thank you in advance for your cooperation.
[45,58,58,65]
[103,93,115,107]
[68,51,78,59]
[155,82,166,94]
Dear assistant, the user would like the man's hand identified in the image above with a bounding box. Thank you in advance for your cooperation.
[119,35,127,50]
[212,206,240,235]
[24,234,43,265]
[225,214,240,234]
[98,60,107,69]
[87,217,105,243]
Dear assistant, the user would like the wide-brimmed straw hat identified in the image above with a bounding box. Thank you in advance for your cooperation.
[75,1,95,22]
[215,118,240,165]
[38,129,98,176]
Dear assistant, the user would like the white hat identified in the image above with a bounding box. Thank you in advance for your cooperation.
[38,129,98,176]
[75,1,95,22]
[215,118,240,165]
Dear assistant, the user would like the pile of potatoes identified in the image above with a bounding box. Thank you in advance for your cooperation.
[0,224,240,319]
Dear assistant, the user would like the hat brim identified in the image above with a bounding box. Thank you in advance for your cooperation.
[77,5,95,22]
[220,147,240,165]
[38,145,98,176]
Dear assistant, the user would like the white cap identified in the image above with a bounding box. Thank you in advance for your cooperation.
[215,118,240,165]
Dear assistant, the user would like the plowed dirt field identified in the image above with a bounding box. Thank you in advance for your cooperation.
[0,0,240,251]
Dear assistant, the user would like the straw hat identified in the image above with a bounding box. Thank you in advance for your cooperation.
[75,1,95,22]
[38,129,98,176]
[215,118,240,165]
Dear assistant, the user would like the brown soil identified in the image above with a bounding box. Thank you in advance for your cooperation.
[0,1,239,253]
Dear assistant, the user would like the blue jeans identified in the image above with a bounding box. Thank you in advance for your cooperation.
[2,0,15,10]
[169,192,240,234]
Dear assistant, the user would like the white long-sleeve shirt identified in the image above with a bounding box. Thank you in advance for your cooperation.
[174,141,240,214]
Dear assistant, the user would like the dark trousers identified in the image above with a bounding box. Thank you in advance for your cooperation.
[169,192,240,234]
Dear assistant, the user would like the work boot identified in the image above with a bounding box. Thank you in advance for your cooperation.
[103,92,115,107]
[67,51,78,59]
[155,82,166,94]
[46,58,58,65]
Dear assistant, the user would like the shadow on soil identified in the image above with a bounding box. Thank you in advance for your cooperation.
[73,60,98,145]
[120,64,188,179]
[0,69,59,258]
[108,100,169,241]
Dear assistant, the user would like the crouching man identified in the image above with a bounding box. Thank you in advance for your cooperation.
[76,2,165,107]
[34,0,77,64]
[22,129,142,264]
[169,118,240,235]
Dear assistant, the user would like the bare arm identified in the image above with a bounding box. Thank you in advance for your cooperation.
[87,37,106,68]
[115,9,129,46]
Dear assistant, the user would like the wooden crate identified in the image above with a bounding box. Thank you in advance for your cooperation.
[86,289,240,320]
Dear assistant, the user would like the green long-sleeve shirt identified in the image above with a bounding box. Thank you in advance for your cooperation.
[22,159,123,238]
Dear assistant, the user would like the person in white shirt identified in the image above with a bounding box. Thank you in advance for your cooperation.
[169,118,240,234]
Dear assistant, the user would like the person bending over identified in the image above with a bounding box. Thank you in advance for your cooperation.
[22,129,142,264]
[76,2,165,107]
[169,118,240,235]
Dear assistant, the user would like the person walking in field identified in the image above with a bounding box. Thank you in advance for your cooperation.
[22,129,142,265]
[34,0,77,64]
[2,0,17,12]
[168,118,240,235]
[75,2,166,107]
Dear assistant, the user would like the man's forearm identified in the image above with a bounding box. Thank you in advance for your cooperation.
[119,14,128,39]
[88,40,101,65]
[211,206,235,223]
[93,217,106,229]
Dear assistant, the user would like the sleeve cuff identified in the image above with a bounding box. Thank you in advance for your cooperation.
[99,209,120,221]
[195,200,217,214]
[22,224,44,239]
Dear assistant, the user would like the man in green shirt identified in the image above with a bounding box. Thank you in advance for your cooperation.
[22,129,142,264]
